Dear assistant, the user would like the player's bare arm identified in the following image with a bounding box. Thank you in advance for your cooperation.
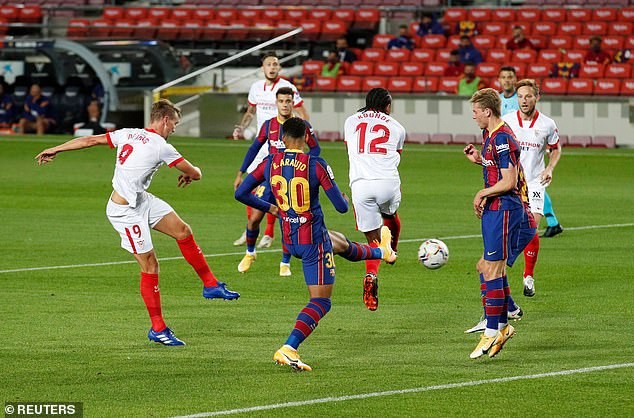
[174,159,201,188]
[540,144,562,185]
[463,144,482,165]
[233,104,256,139]
[233,170,245,190]
[294,104,309,121]
[35,134,109,165]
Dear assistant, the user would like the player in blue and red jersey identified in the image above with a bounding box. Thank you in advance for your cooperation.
[463,88,536,360]
[235,117,395,371]
[234,87,320,277]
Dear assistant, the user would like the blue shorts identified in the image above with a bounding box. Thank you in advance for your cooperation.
[286,234,336,286]
[252,182,275,205]
[481,208,536,267]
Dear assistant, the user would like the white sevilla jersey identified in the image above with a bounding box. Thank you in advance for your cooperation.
[344,111,406,186]
[247,78,303,134]
[106,128,183,208]
[502,110,559,183]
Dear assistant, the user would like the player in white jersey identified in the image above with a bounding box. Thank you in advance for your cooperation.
[502,79,562,297]
[343,88,406,311]
[232,52,309,248]
[36,99,239,346]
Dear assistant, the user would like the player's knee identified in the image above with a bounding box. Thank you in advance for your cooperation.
[311,297,331,314]
[175,222,192,240]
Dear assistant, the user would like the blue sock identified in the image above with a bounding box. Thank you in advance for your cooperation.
[281,251,291,264]
[479,273,486,318]
[246,227,259,253]
[485,277,505,333]
[503,275,519,313]
[339,239,382,261]
[285,298,331,349]
[543,191,559,227]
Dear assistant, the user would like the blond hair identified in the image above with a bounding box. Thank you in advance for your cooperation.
[469,88,501,118]
[516,79,540,96]
[150,99,181,123]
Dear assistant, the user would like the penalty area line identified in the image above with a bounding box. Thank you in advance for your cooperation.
[173,362,634,418]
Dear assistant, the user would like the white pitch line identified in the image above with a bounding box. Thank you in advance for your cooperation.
[173,362,634,418]
[1,222,632,275]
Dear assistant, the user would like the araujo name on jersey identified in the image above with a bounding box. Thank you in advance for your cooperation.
[274,158,307,171]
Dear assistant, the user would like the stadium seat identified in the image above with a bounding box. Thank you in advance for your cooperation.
[201,20,226,40]
[0,5,17,22]
[626,36,634,50]
[418,34,446,49]
[332,9,355,28]
[567,8,592,22]
[480,22,507,36]
[476,63,499,78]
[354,9,380,30]
[594,79,620,95]
[284,9,307,21]
[181,21,204,41]
[173,8,194,21]
[192,8,214,21]
[579,64,605,79]
[583,22,608,36]
[526,63,551,79]
[620,79,634,96]
[446,35,461,50]
[532,21,557,37]
[435,49,452,61]
[424,62,448,77]
[361,48,385,61]
[262,8,283,21]
[617,7,634,21]
[387,77,413,93]
[90,19,111,37]
[604,64,631,79]
[572,36,592,51]
[372,34,393,49]
[309,9,332,21]
[412,77,438,93]
[125,7,148,20]
[542,8,566,22]
[593,8,617,21]
[302,60,323,77]
[443,8,467,24]
[567,78,594,95]
[400,62,424,77]
[19,5,42,24]
[102,6,124,21]
[410,49,435,62]
[590,135,616,148]
[468,8,491,22]
[374,62,399,77]
[541,78,568,95]
[133,18,157,39]
[558,22,582,37]
[337,76,362,92]
[320,20,347,42]
[512,49,537,64]
[215,8,237,23]
[568,135,592,147]
[349,61,374,76]
[491,8,515,22]
[549,36,572,50]
[564,50,585,62]
[487,49,510,63]
[385,50,410,62]
[608,22,632,37]
[537,49,562,63]
[298,20,321,41]
[603,36,625,51]
[157,20,181,41]
[512,63,527,78]
[111,20,134,38]
[438,78,459,94]
[314,76,336,92]
[66,18,90,37]
[148,7,171,21]
[429,133,453,144]
[516,8,541,22]
[362,76,388,91]
[472,35,495,50]
[405,133,430,144]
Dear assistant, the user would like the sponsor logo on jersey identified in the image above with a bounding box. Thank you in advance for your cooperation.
[496,143,509,152]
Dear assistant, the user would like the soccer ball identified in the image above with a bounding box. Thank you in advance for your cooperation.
[418,239,449,270]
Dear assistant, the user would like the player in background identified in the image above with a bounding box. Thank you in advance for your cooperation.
[343,88,406,311]
[232,52,309,249]
[235,117,396,371]
[35,99,240,346]
[463,88,536,359]
[502,79,562,297]
[499,66,564,239]
[233,87,320,277]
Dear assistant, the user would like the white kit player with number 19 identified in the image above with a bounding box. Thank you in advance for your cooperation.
[343,88,406,312]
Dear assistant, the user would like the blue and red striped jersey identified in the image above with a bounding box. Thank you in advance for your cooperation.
[481,122,529,211]
[235,149,348,245]
[239,117,320,173]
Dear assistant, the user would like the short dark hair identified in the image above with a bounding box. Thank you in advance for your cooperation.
[276,87,294,97]
[282,117,307,141]
[261,51,278,63]
[358,88,392,114]
[499,66,516,74]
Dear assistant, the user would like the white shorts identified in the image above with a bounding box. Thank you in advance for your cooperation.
[351,179,401,232]
[106,192,174,254]
[527,180,545,216]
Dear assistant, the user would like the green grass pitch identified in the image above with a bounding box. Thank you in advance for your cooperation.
[1,136,633,417]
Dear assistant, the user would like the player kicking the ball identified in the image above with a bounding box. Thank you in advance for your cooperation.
[36,99,240,346]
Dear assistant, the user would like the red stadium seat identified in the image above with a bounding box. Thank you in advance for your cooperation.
[19,5,42,24]
[332,9,355,27]
[387,77,413,93]
[435,49,452,61]
[481,22,508,36]
[349,61,374,76]
[583,22,608,36]
[298,20,321,41]
[337,75,362,92]
[181,20,203,41]
[605,64,632,79]
[385,49,411,62]
[320,21,347,41]
[526,63,551,78]
[572,36,592,51]
[477,63,500,78]
[558,22,582,37]
[568,135,592,147]
[542,8,566,22]
[617,7,634,21]
[302,60,323,76]
[424,62,448,76]
[201,20,226,40]
[591,135,616,148]
[549,36,572,50]
[512,63,527,78]
[0,5,18,22]
[564,50,585,63]
[473,35,496,50]
[593,8,617,21]
[134,18,157,39]
[314,76,336,92]
[102,6,124,21]
[406,133,430,144]
[529,35,547,51]
[412,77,438,93]
[361,48,385,61]
[491,9,515,22]
[594,79,620,95]
[516,8,541,22]
[215,8,237,23]
[192,9,214,21]
[227,20,249,40]
[443,8,467,24]
[541,78,568,95]
[262,8,284,21]
[372,34,393,49]
[438,78,459,94]
[157,19,180,41]
[173,8,194,21]
[418,34,446,49]
[626,36,634,50]
[148,7,171,21]
[567,78,594,95]
[67,18,90,37]
[537,49,562,63]
[579,64,605,79]
[531,21,557,37]
[309,9,332,21]
[410,49,435,62]
[284,9,307,21]
[602,36,625,51]
[111,19,134,38]
[608,22,632,37]
[374,62,399,76]
[468,9,491,22]
[446,35,461,50]
[354,9,380,30]
[400,62,424,77]
[90,18,111,37]
[567,8,592,22]
[487,49,510,63]
[362,76,388,91]
[620,79,634,96]
[512,49,537,63]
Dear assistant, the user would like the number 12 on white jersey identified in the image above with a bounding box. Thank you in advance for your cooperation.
[354,122,390,155]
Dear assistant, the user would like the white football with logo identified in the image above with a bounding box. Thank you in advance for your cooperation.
[418,239,449,269]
